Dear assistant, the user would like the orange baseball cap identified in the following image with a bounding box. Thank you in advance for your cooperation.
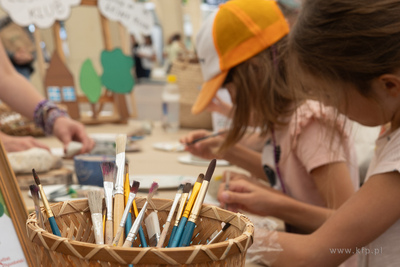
[192,0,289,115]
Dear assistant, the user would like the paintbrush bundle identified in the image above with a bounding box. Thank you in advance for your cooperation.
[27,157,254,266]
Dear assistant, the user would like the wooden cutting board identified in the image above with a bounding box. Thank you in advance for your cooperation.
[16,167,73,190]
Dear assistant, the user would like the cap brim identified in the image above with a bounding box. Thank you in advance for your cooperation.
[191,71,229,115]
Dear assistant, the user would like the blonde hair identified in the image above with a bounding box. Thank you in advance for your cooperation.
[289,0,400,103]
[222,36,301,150]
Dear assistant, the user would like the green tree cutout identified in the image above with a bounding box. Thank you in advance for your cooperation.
[0,191,10,218]
[79,48,135,103]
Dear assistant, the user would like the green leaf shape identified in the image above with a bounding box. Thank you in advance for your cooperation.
[101,48,135,94]
[80,59,102,103]
[0,191,10,218]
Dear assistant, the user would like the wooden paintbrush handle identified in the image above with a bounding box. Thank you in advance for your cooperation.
[157,221,171,248]
[105,220,113,245]
[113,226,124,246]
[123,239,133,247]
[114,194,125,246]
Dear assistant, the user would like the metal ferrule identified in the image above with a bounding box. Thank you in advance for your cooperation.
[127,201,149,241]
[103,181,113,220]
[182,182,202,218]
[115,153,125,194]
[208,230,223,244]
[39,184,54,217]
[173,193,188,226]
[188,181,209,223]
[119,193,136,227]
[166,193,182,223]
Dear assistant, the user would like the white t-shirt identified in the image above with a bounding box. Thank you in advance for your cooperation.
[137,45,155,70]
[359,127,400,266]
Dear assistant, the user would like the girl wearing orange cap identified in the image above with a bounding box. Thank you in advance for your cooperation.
[180,1,358,265]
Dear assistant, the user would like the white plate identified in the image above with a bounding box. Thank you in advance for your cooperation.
[28,184,103,202]
[178,155,230,166]
[130,175,196,190]
[152,142,185,152]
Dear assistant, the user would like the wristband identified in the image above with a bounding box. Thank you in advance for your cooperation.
[34,100,69,135]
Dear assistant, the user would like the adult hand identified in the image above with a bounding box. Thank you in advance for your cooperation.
[52,116,95,154]
[0,131,50,152]
[217,178,282,216]
[180,129,225,159]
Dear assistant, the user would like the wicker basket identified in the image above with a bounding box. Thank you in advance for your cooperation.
[26,197,254,266]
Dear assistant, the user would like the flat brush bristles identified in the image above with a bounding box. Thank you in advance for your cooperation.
[115,134,127,154]
[177,184,184,193]
[32,169,40,185]
[101,162,116,181]
[204,159,217,182]
[148,182,159,199]
[29,185,44,228]
[88,191,104,244]
[183,183,192,194]
[196,174,204,184]
[131,180,140,194]
[88,191,103,214]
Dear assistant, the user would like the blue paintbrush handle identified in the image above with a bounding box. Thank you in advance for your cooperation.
[48,216,61,236]
[169,217,187,248]
[179,221,196,247]
[125,212,133,238]
[167,226,178,247]
[138,226,148,247]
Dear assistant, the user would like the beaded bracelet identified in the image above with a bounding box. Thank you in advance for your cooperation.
[33,100,69,135]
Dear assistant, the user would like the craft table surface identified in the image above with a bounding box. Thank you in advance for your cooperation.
[20,120,261,267]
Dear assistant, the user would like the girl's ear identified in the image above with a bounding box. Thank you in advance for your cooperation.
[378,73,400,97]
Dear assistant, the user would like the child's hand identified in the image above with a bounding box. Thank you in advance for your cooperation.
[179,129,225,159]
[206,95,233,118]
[217,178,281,216]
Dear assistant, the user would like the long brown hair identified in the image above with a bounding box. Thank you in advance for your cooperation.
[289,0,400,104]
[221,36,301,150]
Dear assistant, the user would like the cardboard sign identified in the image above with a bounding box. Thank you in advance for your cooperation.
[101,48,134,94]
[0,191,27,267]
[98,0,154,36]
[0,0,81,28]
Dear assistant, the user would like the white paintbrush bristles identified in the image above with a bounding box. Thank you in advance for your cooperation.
[145,211,161,247]
[88,190,104,245]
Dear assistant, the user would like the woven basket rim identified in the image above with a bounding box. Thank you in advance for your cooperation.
[27,198,254,265]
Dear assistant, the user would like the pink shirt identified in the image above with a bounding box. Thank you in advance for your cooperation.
[262,100,359,206]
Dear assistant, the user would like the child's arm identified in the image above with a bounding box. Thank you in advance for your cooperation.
[273,172,400,266]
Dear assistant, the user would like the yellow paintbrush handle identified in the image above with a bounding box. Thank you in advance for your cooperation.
[113,194,125,246]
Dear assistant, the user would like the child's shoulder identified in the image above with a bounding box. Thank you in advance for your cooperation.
[289,100,348,138]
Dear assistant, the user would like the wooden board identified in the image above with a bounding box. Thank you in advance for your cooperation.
[16,167,73,190]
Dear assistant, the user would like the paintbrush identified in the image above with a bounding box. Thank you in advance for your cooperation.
[169,175,204,247]
[123,182,159,247]
[224,171,231,210]
[208,222,231,244]
[114,134,127,246]
[167,183,191,247]
[29,184,45,229]
[157,184,184,248]
[88,190,104,244]
[124,164,133,241]
[145,211,161,246]
[179,159,216,247]
[132,199,148,247]
[186,131,227,145]
[112,180,140,246]
[32,169,61,236]
[101,161,116,245]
